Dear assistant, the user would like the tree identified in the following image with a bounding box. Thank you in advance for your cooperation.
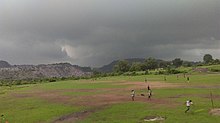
[129,62,142,71]
[203,54,213,64]
[172,58,183,68]
[113,60,130,73]
[213,59,220,65]
[92,70,101,77]
[158,61,170,68]
[144,58,158,70]
[182,61,194,67]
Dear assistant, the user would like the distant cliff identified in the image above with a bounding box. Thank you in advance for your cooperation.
[0,61,92,80]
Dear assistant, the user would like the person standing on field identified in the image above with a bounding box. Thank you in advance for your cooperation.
[185,100,193,113]
[131,90,135,101]
[148,89,152,100]
[147,85,152,100]
[164,76,166,81]
[147,85,150,91]
[187,77,190,83]
[1,114,5,123]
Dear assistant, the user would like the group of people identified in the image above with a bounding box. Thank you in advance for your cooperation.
[131,79,194,113]
[131,85,152,101]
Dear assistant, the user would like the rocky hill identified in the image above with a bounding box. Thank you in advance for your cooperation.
[0,60,11,68]
[0,61,92,80]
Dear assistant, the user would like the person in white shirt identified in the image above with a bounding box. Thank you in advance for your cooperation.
[185,100,193,113]
[131,90,135,101]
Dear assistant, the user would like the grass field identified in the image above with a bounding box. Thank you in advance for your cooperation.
[1,73,220,123]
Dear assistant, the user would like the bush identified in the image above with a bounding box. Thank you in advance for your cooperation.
[101,73,107,77]
[15,81,22,85]
[154,71,159,75]
[168,69,181,74]
[131,71,136,76]
[145,71,149,75]
[158,71,165,74]
[48,79,56,82]
[61,77,67,80]
[210,69,220,72]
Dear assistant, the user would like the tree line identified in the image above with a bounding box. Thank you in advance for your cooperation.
[113,54,220,73]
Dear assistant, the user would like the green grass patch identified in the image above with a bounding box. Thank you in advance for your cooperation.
[1,73,220,122]
[79,100,220,123]
[0,97,81,123]
[157,74,220,84]
[199,64,220,70]
[97,75,164,82]
[38,80,128,90]
[78,102,154,123]
[97,74,220,84]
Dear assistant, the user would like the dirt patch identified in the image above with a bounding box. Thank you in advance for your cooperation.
[12,82,179,107]
[73,93,177,108]
[53,96,172,123]
[12,90,73,105]
[143,115,166,122]
[53,106,105,123]
[192,68,209,73]
[209,108,220,116]
[73,94,128,106]
[53,110,90,123]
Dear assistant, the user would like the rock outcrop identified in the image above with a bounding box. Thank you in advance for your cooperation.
[0,61,92,80]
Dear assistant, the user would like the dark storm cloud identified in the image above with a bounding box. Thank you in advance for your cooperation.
[0,0,219,66]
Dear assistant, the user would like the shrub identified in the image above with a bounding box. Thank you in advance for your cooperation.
[168,69,181,74]
[210,69,220,72]
[145,71,149,75]
[158,71,165,74]
[49,79,56,82]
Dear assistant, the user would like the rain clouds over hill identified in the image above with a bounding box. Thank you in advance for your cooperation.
[0,0,219,67]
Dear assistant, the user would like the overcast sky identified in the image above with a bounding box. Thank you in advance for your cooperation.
[0,0,219,67]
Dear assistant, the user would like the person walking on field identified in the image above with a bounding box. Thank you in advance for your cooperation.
[145,78,147,82]
[147,85,152,100]
[1,114,5,123]
[1,114,8,123]
[147,85,150,90]
[164,76,166,81]
[187,77,190,83]
[131,90,135,101]
[185,100,193,113]
[148,89,152,100]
